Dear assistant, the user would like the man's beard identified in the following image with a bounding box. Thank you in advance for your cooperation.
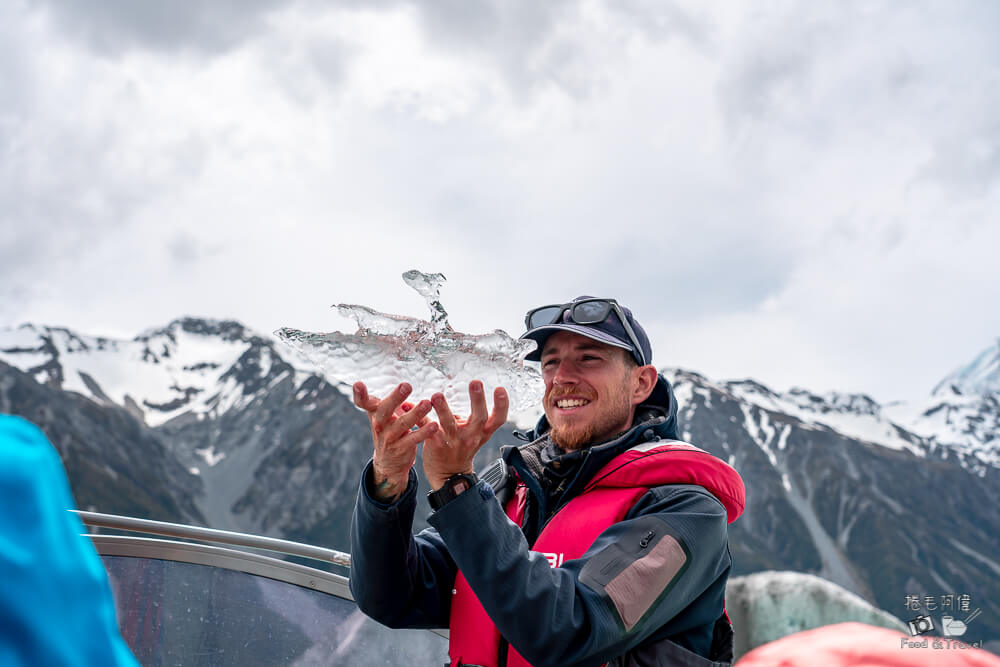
[547,382,633,451]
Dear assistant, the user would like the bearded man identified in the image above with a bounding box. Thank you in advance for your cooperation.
[350,296,745,666]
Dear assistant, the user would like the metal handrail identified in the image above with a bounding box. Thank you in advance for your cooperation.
[73,510,351,568]
[92,534,355,598]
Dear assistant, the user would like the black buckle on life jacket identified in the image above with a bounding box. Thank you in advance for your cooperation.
[480,458,514,505]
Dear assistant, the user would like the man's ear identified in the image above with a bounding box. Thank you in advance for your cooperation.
[631,365,658,406]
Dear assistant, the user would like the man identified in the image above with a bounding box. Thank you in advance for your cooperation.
[350,296,745,666]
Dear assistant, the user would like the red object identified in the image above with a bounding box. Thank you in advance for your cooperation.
[735,622,1000,667]
[448,440,746,667]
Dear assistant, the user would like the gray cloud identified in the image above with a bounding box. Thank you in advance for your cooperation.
[607,0,712,46]
[255,31,354,106]
[716,2,1000,156]
[916,114,1000,198]
[168,234,202,265]
[411,0,708,101]
[5,0,1000,405]
[592,215,796,325]
[26,0,288,55]
[27,0,571,65]
[24,0,707,106]
[715,10,830,135]
[415,0,572,56]
[0,9,35,116]
[414,0,577,95]
[0,29,211,317]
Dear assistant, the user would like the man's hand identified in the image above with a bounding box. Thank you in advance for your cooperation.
[424,380,509,491]
[354,381,438,503]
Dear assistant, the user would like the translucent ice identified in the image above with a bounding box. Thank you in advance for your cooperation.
[275,270,543,418]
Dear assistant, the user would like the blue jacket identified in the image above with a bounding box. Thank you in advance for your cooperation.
[350,376,735,666]
[0,415,139,667]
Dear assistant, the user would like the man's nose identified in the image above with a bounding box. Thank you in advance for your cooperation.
[552,360,579,385]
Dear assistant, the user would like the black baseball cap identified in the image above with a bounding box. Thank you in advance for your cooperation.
[520,296,652,366]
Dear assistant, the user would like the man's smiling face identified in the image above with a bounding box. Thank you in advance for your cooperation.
[540,331,641,450]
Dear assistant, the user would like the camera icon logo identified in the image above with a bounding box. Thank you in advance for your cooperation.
[907,614,935,636]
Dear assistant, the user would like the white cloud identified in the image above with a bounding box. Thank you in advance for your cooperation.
[3,0,999,402]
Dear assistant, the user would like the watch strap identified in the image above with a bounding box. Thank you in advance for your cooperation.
[427,472,478,511]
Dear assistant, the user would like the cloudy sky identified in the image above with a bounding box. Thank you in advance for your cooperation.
[3,0,998,404]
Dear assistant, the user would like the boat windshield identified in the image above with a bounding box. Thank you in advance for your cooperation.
[101,554,447,665]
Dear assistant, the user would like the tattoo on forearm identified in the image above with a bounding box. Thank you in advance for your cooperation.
[374,478,398,501]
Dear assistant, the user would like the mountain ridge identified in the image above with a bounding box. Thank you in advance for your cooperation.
[2,317,998,649]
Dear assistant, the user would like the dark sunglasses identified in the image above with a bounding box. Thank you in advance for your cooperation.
[524,298,647,366]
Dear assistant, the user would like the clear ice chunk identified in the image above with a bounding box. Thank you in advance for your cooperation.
[275,270,543,418]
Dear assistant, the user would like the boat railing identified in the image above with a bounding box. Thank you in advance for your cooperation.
[75,510,351,566]
[75,510,449,665]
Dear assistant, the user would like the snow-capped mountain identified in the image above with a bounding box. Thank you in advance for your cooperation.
[0,318,305,429]
[0,318,361,536]
[0,317,507,541]
[702,378,928,459]
[686,348,1000,474]
[0,356,204,524]
[1,318,998,650]
[881,339,1000,471]
[935,339,1000,396]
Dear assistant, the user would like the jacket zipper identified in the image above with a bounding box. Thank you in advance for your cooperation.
[532,450,591,537]
[498,637,509,666]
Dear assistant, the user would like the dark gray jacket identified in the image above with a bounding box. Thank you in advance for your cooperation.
[350,375,736,666]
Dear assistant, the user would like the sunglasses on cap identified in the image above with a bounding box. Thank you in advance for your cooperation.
[524,298,648,366]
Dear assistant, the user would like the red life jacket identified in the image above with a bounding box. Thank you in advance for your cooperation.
[447,439,746,667]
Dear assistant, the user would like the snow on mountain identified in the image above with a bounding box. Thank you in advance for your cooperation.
[0,317,513,543]
[666,349,1000,474]
[0,358,204,524]
[933,338,1000,397]
[0,318,317,428]
[885,394,1000,470]
[884,340,1000,471]
[4,318,995,474]
[666,371,930,460]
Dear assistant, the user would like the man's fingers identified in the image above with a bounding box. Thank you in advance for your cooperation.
[395,421,439,452]
[353,382,380,412]
[484,387,510,434]
[431,392,459,441]
[352,382,364,408]
[374,382,412,425]
[383,400,433,443]
[393,401,416,418]
[467,380,488,427]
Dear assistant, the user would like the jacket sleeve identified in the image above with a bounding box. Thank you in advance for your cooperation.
[348,459,457,629]
[427,480,730,667]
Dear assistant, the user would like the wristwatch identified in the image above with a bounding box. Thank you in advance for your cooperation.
[427,472,479,511]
